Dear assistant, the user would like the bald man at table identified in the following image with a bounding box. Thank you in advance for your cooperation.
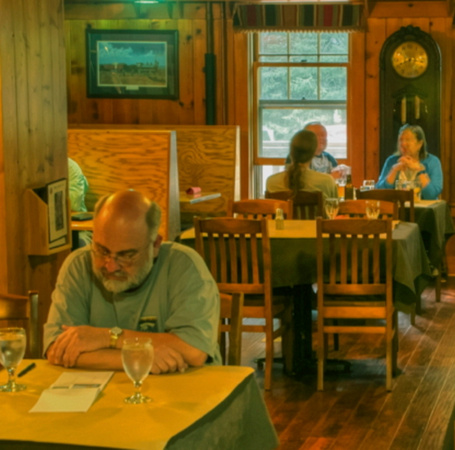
[44,190,221,374]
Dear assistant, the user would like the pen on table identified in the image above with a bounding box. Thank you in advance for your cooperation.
[18,362,36,378]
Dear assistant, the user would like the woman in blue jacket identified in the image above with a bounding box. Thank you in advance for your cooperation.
[376,124,442,200]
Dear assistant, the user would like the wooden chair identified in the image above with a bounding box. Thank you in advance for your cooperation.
[219,292,244,365]
[356,189,414,222]
[266,190,324,219]
[356,188,443,303]
[338,199,398,220]
[0,291,40,358]
[194,217,293,390]
[227,198,293,219]
[316,218,397,391]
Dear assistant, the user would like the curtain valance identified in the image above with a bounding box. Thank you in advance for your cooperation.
[233,4,365,33]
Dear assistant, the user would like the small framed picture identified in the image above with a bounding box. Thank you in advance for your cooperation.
[86,28,179,99]
[47,179,68,246]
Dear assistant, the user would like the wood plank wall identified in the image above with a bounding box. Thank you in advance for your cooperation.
[365,15,454,210]
[64,2,455,210]
[0,0,68,335]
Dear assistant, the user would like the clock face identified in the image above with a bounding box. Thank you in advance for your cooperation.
[391,41,428,79]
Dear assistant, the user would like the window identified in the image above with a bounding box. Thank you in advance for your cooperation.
[253,32,349,197]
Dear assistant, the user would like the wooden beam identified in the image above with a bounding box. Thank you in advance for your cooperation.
[370,1,450,18]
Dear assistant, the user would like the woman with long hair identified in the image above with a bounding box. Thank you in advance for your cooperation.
[376,124,442,200]
[266,129,338,199]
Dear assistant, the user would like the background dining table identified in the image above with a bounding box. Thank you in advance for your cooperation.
[0,360,279,450]
[414,200,455,271]
[180,219,432,373]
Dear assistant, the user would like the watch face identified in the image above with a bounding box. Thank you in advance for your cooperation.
[111,326,123,336]
[391,41,428,78]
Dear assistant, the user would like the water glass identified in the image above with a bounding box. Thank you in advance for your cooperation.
[395,179,421,202]
[325,198,339,220]
[0,327,27,392]
[365,200,381,220]
[122,337,154,404]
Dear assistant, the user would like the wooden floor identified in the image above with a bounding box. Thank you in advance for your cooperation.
[242,279,455,450]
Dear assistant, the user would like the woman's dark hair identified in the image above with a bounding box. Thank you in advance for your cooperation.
[396,124,428,160]
[285,130,318,197]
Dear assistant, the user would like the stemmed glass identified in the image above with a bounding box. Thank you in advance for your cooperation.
[121,337,154,404]
[0,327,27,392]
[325,198,339,220]
[365,200,381,219]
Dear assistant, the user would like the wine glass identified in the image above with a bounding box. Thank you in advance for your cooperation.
[325,198,339,220]
[0,327,27,392]
[122,337,154,404]
[365,200,381,219]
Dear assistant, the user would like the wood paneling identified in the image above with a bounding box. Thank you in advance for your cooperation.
[0,0,68,338]
[64,1,455,208]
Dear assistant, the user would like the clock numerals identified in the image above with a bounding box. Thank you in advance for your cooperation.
[391,42,428,79]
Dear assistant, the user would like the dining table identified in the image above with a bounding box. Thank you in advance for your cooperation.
[0,360,279,450]
[180,219,432,373]
[414,200,455,271]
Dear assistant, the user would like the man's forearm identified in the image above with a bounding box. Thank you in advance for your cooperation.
[120,330,207,366]
[76,349,123,370]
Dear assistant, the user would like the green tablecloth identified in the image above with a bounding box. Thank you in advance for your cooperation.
[415,200,455,268]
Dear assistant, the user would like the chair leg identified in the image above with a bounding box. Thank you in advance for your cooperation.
[392,314,399,376]
[264,322,274,391]
[435,265,441,302]
[281,305,294,374]
[317,329,326,391]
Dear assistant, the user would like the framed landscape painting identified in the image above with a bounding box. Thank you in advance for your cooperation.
[86,28,179,99]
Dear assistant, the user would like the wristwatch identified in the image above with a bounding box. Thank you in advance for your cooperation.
[109,326,123,348]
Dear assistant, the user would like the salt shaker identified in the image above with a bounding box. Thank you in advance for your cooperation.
[275,208,284,230]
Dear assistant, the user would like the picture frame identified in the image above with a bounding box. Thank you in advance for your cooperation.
[86,28,179,99]
[47,178,68,248]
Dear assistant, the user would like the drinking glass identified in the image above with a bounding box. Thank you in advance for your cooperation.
[336,179,346,199]
[325,198,339,220]
[122,337,154,404]
[365,200,381,219]
[0,327,27,392]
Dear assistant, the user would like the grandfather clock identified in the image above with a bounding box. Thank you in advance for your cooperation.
[379,25,441,168]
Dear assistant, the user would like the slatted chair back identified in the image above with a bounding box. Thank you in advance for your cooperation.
[0,291,40,358]
[266,190,324,219]
[194,217,292,390]
[219,292,244,365]
[338,199,398,220]
[227,199,293,220]
[316,218,397,391]
[356,189,414,222]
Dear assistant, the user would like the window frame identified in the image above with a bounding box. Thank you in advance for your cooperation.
[251,33,350,165]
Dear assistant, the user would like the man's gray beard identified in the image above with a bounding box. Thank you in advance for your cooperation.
[95,256,154,294]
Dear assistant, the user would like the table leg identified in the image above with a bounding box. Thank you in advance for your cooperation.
[291,284,315,375]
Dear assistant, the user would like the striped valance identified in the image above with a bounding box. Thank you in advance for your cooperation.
[233,4,365,33]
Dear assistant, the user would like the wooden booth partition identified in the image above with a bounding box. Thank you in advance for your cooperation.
[69,125,240,228]
[67,128,180,241]
[144,125,240,221]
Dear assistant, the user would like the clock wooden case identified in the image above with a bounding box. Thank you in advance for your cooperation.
[379,25,441,169]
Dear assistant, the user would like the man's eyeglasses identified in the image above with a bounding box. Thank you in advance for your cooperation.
[91,243,150,267]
